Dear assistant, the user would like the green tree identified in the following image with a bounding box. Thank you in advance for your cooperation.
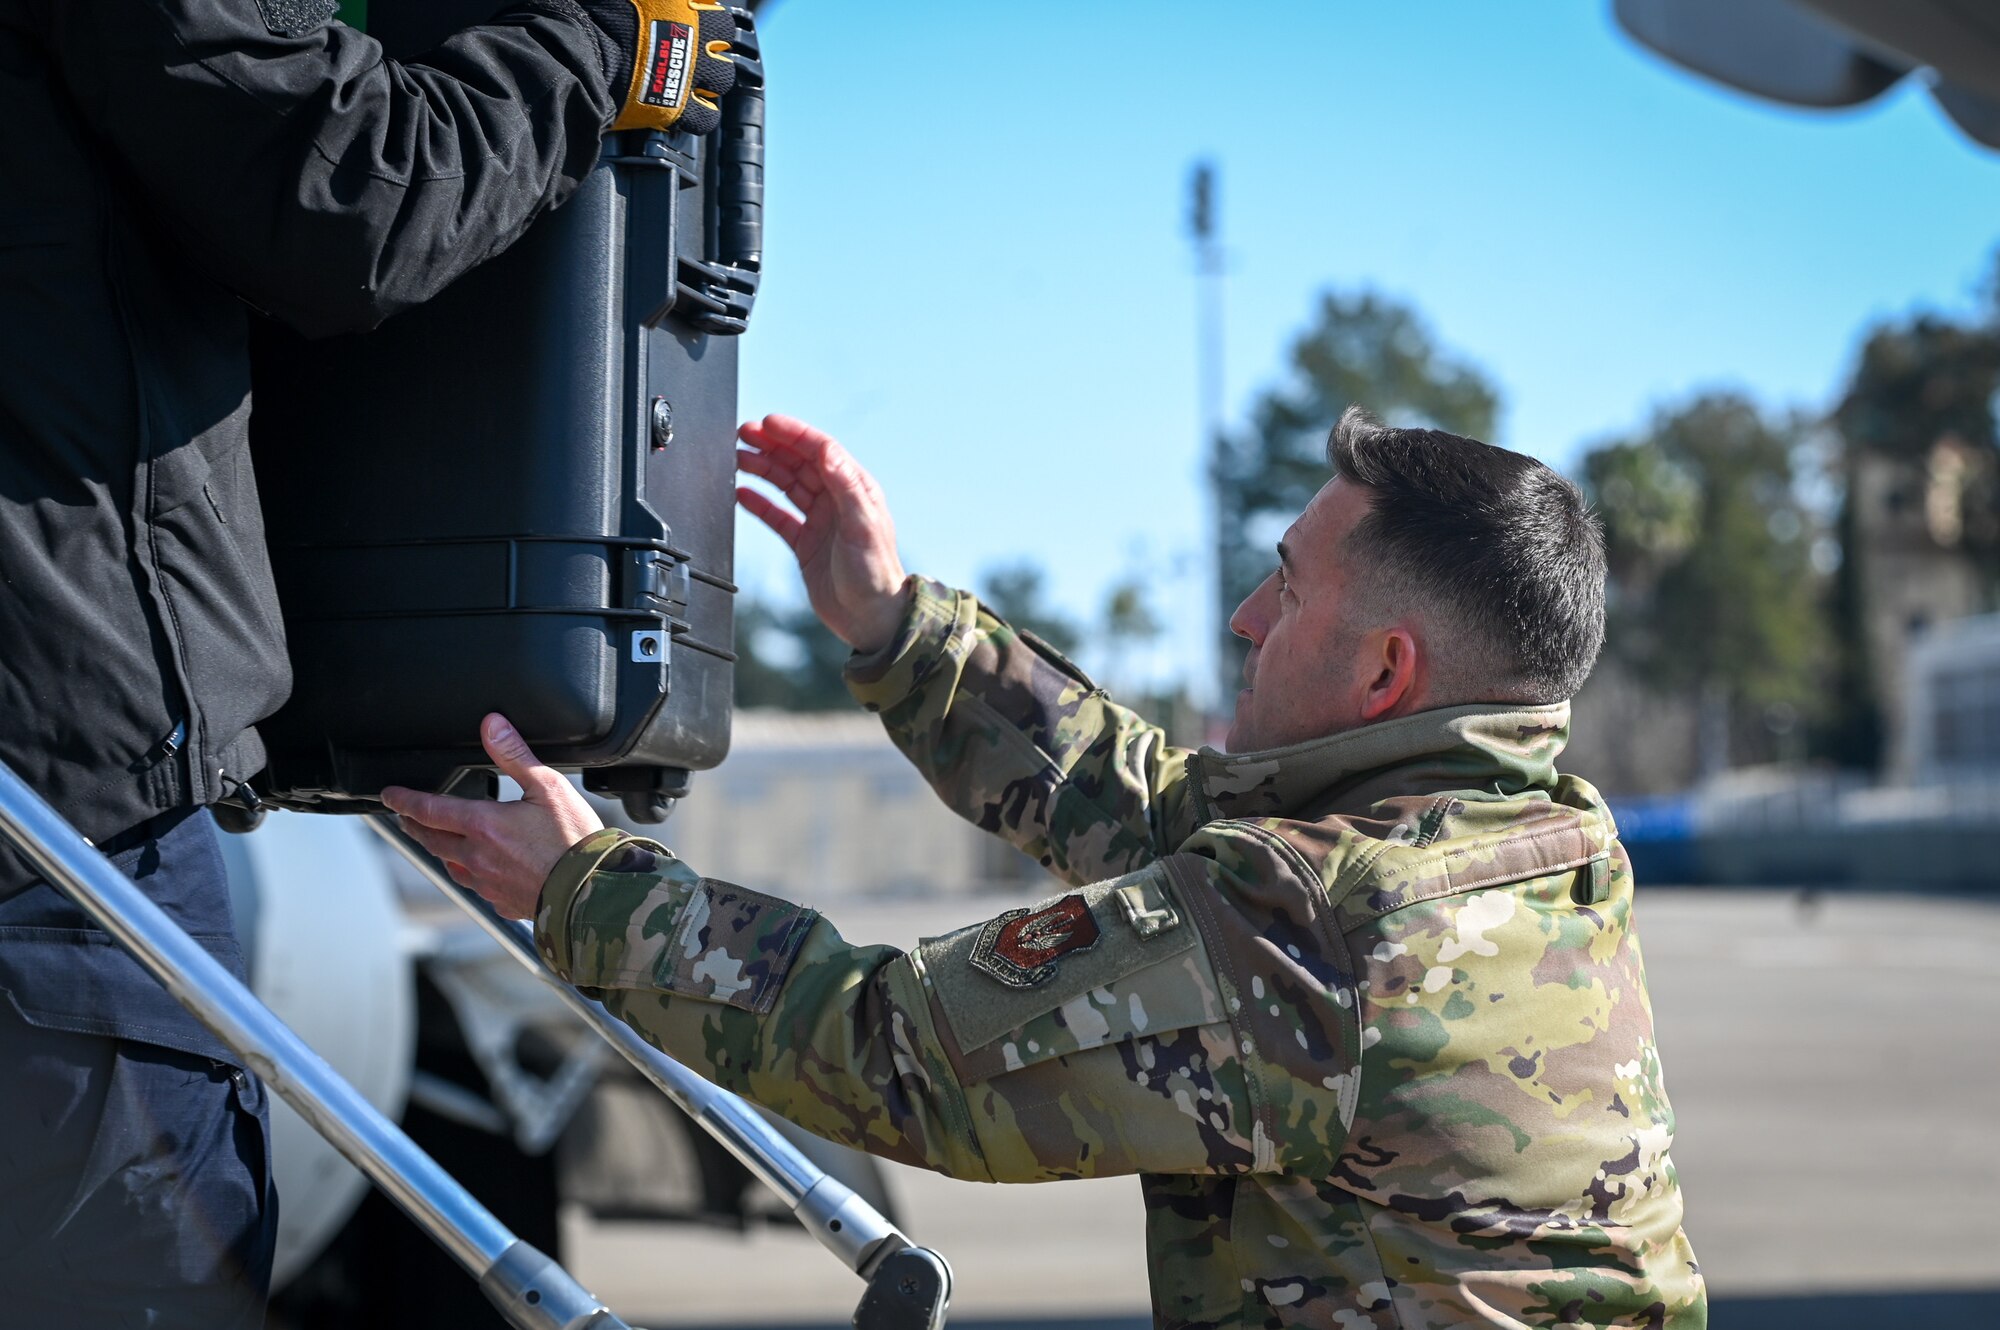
[1835,315,2000,465]
[1581,393,1825,765]
[1821,273,2000,767]
[1215,291,1499,683]
[1833,309,2000,578]
[732,598,854,711]
[1098,576,1162,694]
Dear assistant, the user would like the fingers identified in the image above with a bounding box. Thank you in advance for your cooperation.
[736,486,804,552]
[739,417,884,529]
[736,446,824,516]
[740,414,838,459]
[481,715,604,850]
[395,812,500,909]
[379,784,484,837]
[382,714,558,832]
[435,854,514,917]
[738,416,896,573]
[397,815,470,867]
[480,714,542,784]
[818,445,884,529]
[739,417,848,498]
[482,714,582,811]
[735,440,818,494]
[743,416,845,480]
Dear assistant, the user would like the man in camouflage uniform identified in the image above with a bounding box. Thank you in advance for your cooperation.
[388,411,1704,1328]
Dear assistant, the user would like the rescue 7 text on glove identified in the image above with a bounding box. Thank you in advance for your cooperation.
[579,0,738,134]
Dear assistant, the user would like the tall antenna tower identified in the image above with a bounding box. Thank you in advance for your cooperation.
[1187,160,1228,713]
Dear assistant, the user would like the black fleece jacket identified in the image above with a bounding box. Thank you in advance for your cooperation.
[0,0,623,893]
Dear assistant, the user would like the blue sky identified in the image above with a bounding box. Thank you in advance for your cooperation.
[734,2,2000,695]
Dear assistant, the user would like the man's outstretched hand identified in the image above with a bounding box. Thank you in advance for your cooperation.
[736,415,909,654]
[380,714,603,920]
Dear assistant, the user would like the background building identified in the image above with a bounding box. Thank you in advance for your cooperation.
[1851,440,1991,779]
[655,710,1044,902]
[1905,610,2000,782]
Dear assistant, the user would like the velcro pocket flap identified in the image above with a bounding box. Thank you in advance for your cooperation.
[917,867,1207,1079]
[660,880,819,1015]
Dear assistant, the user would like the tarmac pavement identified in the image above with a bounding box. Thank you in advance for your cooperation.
[563,888,2000,1328]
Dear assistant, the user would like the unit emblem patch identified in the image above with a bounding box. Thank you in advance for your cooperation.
[970,894,1101,989]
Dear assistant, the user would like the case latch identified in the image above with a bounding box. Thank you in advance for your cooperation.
[625,548,691,615]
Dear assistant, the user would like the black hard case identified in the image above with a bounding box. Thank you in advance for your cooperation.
[246,5,760,818]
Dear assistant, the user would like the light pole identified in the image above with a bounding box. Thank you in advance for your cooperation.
[1187,160,1229,716]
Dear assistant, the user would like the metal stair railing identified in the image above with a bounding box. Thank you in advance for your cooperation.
[0,756,949,1330]
[364,814,952,1330]
[0,758,617,1329]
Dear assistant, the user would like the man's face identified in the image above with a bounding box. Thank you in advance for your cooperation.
[1225,477,1396,752]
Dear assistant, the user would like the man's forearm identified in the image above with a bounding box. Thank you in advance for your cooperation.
[534,829,994,1178]
[534,829,1283,1184]
[47,1,618,337]
[844,578,1198,887]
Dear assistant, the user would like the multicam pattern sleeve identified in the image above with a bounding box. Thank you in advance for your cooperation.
[844,579,1200,886]
[533,826,1355,1183]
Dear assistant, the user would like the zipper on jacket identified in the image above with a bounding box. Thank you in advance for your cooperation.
[101,214,205,803]
[139,719,187,768]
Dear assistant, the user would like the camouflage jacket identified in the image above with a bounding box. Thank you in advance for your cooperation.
[535,580,1704,1328]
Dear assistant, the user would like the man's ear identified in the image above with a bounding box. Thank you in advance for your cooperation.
[1358,626,1422,722]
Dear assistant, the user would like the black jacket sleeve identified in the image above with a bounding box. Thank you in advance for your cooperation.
[42,0,623,336]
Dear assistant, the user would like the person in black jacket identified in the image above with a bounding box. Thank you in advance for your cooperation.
[0,2,737,1323]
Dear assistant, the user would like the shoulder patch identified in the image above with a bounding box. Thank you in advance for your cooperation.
[258,0,339,39]
[920,868,1197,1055]
[969,894,1100,988]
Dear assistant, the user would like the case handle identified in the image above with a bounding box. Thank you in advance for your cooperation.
[677,7,763,335]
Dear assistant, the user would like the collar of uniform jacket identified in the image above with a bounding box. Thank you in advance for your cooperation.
[845,577,1579,824]
[1185,701,1572,825]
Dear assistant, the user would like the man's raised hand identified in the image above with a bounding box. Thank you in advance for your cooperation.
[736,415,910,654]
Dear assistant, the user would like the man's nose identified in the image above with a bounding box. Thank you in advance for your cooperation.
[1229,574,1275,645]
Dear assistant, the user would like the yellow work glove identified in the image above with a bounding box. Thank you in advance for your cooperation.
[578,1,739,135]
